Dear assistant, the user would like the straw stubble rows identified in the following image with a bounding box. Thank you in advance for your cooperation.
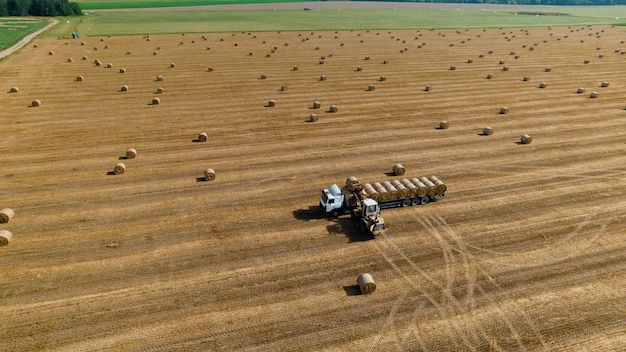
[1,25,625,350]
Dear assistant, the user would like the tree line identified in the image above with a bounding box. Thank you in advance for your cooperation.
[0,0,81,16]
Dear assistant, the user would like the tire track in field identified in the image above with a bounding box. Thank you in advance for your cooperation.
[428,213,550,351]
[369,239,464,351]
[370,231,496,351]
[461,203,619,269]
[455,167,626,204]
[416,215,507,352]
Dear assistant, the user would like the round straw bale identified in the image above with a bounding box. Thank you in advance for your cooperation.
[260,73,267,79]
[82,56,88,60]
[153,51,158,55]
[600,81,609,87]
[357,273,376,294]
[67,58,73,63]
[0,230,12,246]
[309,114,318,122]
[267,100,276,107]
[363,183,380,202]
[410,178,427,197]
[156,75,164,81]
[400,179,418,198]
[106,63,113,68]
[467,58,473,63]
[544,66,551,72]
[114,163,126,175]
[428,176,447,196]
[31,100,41,107]
[590,91,598,98]
[9,87,19,93]
[48,51,54,55]
[292,66,298,71]
[367,84,375,91]
[76,76,84,82]
[577,87,585,94]
[521,134,533,144]
[523,75,529,81]
[312,101,321,109]
[486,73,493,79]
[319,75,326,81]
[33,43,38,48]
[198,132,208,142]
[94,59,101,66]
[499,106,509,114]
[125,148,137,159]
[126,51,131,55]
[439,121,449,129]
[539,82,547,88]
[424,84,432,91]
[156,87,164,94]
[483,126,494,135]
[449,65,456,71]
[208,67,214,72]
[502,66,509,71]
[204,168,216,181]
[120,85,129,92]
[391,180,409,199]
[393,163,405,176]
[356,66,362,72]
[119,68,126,73]
[373,182,389,201]
[152,97,160,105]
[329,105,338,113]
[583,58,590,64]
[280,85,287,91]
[381,181,399,199]
[346,176,361,191]
[419,177,437,197]
[0,208,14,223]
[170,63,176,68]
[379,75,386,81]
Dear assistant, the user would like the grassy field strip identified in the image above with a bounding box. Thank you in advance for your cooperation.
[44,7,626,38]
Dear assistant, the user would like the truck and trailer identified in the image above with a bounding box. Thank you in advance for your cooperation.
[319,176,446,236]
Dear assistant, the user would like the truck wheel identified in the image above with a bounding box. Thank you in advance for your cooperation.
[420,196,430,205]
[411,198,420,206]
[401,199,411,207]
[331,209,340,217]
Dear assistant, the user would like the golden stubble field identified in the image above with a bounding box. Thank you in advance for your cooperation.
[1,24,625,351]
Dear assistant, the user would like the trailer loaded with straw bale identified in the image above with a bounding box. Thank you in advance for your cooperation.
[320,175,446,235]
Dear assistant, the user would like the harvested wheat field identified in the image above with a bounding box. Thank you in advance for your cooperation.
[1,24,625,351]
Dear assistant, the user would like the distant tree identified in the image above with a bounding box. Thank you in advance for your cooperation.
[28,0,81,16]
[0,0,8,16]
[7,0,30,16]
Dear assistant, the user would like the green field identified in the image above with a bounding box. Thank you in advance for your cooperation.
[42,7,626,38]
[6,4,626,47]
[0,18,48,51]
[75,0,304,10]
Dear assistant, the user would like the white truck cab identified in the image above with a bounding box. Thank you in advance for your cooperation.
[320,184,344,217]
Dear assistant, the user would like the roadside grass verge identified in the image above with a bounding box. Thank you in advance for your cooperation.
[41,8,626,38]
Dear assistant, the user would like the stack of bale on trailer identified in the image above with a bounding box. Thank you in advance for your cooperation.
[362,177,446,201]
